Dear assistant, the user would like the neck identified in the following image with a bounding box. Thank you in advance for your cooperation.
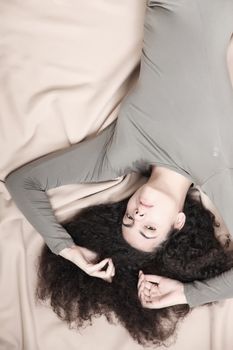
[149,166,192,210]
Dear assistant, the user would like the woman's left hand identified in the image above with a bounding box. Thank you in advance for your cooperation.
[137,271,187,308]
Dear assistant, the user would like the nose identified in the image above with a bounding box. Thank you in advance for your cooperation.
[134,207,146,220]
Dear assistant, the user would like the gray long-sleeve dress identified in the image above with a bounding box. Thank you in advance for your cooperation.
[4,0,233,307]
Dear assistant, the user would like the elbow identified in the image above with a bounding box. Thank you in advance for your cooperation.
[5,167,43,196]
[5,169,23,195]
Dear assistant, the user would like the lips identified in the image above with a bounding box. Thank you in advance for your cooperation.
[139,200,154,208]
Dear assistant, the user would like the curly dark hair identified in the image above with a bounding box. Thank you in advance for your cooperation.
[36,188,233,347]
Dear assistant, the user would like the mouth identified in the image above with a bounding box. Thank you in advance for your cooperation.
[140,200,154,208]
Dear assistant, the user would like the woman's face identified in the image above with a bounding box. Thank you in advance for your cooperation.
[122,184,185,252]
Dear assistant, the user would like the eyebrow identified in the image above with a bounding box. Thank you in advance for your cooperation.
[122,222,157,240]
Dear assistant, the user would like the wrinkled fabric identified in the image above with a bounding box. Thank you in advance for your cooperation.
[1,0,233,349]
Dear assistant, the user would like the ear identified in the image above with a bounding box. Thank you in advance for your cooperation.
[174,212,186,230]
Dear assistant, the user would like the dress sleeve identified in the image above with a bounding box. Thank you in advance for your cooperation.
[5,122,118,255]
[184,168,233,307]
[184,268,233,307]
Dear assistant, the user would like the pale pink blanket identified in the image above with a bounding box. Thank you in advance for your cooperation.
[1,1,233,349]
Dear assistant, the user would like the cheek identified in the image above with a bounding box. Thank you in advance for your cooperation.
[121,227,136,246]
[151,209,173,232]
[122,229,157,252]
[127,193,138,211]
[158,200,176,218]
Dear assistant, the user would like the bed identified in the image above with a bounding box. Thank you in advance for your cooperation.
[1,1,233,349]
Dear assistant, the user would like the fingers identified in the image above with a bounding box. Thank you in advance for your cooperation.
[138,277,153,304]
[138,280,153,297]
[150,284,160,297]
[137,270,144,289]
[103,259,115,282]
[138,271,161,287]
[139,284,163,309]
[138,270,158,292]
[87,258,115,282]
[141,298,162,309]
[143,274,162,285]
[87,258,110,273]
[138,270,163,308]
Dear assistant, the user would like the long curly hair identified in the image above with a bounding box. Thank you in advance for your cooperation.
[36,188,233,347]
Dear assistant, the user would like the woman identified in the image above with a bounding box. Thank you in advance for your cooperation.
[36,192,233,346]
[5,0,233,309]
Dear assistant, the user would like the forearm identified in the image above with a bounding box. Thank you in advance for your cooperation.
[4,123,117,255]
[184,268,233,307]
[5,170,75,254]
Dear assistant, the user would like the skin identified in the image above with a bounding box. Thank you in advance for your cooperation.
[121,166,192,252]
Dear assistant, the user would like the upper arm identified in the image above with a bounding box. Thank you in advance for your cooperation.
[5,121,118,191]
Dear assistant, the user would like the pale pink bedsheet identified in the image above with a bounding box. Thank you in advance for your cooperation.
[1,1,233,349]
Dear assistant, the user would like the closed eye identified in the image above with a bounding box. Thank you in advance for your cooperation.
[139,230,156,239]
[145,225,156,231]
[122,222,157,239]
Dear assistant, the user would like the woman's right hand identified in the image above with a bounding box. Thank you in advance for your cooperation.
[59,245,115,283]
